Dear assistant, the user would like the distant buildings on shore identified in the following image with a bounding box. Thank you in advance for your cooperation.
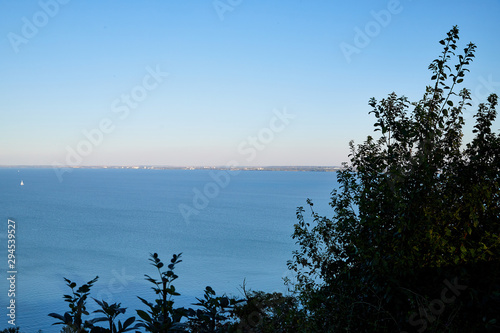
[2,165,342,172]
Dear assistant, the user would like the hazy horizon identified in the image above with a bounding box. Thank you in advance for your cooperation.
[0,164,341,168]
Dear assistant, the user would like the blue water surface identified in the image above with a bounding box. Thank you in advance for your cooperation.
[0,168,337,331]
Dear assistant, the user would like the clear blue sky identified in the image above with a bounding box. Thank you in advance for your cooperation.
[1,0,499,166]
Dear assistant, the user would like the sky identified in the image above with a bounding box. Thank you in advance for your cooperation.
[1,0,499,167]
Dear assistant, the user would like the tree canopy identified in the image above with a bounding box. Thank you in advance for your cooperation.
[289,26,500,332]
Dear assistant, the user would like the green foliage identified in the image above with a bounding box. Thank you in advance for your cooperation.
[48,276,138,333]
[60,328,75,333]
[0,328,20,333]
[48,276,99,332]
[136,253,189,332]
[91,299,139,333]
[230,289,306,333]
[187,286,240,332]
[289,26,500,332]
[44,252,309,333]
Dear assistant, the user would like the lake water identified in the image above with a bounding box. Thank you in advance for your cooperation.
[0,168,337,331]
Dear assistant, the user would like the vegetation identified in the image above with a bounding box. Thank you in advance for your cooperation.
[136,253,188,332]
[42,253,300,333]
[0,328,21,333]
[48,276,99,331]
[289,25,500,332]
[4,26,499,333]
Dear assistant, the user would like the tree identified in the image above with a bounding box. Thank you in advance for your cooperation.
[288,26,500,332]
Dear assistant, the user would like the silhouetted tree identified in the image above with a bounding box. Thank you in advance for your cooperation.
[289,26,500,332]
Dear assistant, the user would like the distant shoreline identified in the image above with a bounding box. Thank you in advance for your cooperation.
[0,165,341,172]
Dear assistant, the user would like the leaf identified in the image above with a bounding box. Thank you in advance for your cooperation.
[48,313,65,322]
[447,100,453,106]
[137,296,153,308]
[136,309,152,322]
[93,298,104,306]
[123,316,136,328]
[64,312,73,324]
[220,297,230,308]
[91,317,109,323]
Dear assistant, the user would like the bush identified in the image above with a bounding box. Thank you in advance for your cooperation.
[288,26,500,332]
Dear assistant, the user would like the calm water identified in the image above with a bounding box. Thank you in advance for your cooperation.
[0,168,337,331]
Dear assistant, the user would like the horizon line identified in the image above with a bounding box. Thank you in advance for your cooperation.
[0,165,342,170]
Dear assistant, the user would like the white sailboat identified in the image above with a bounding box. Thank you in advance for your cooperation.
[20,180,24,186]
